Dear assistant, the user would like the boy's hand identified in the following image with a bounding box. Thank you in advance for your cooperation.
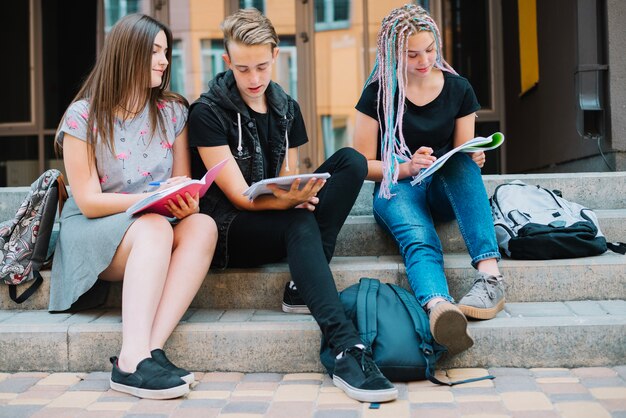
[266,177,326,209]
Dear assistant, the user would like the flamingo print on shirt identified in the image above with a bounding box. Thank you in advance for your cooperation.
[137,166,154,183]
[116,151,130,169]
[138,128,148,146]
[160,140,173,159]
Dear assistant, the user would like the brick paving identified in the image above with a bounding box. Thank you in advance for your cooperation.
[0,367,624,417]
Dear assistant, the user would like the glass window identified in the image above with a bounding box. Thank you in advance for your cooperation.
[1,0,31,124]
[170,40,185,95]
[104,0,140,32]
[239,0,265,13]
[321,115,349,158]
[201,40,226,88]
[315,0,350,31]
[275,36,297,99]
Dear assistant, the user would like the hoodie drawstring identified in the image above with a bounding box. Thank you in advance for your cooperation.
[284,115,290,171]
[237,113,243,155]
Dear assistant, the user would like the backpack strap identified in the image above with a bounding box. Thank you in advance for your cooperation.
[388,284,495,386]
[8,270,44,304]
[356,278,379,347]
[56,174,68,215]
[607,242,626,255]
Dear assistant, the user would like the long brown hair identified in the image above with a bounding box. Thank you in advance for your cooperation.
[57,14,187,161]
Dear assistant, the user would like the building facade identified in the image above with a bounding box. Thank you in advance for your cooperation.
[1,0,624,186]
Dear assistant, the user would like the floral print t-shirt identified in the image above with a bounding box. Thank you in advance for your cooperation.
[57,99,188,194]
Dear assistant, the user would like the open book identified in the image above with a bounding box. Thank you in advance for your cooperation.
[126,158,228,216]
[243,172,331,201]
[410,132,504,186]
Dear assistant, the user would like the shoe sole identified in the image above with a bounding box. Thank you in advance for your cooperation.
[430,303,474,356]
[282,302,311,314]
[110,379,189,400]
[332,375,398,403]
[181,372,194,385]
[458,298,506,320]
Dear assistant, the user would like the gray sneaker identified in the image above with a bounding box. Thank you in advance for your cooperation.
[458,272,506,320]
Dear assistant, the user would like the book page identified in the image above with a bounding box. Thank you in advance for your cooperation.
[409,132,504,186]
[243,172,331,201]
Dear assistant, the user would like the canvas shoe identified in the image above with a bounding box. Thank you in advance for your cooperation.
[281,281,310,314]
[332,346,398,403]
[109,357,189,399]
[458,272,506,320]
[151,349,194,384]
[428,301,474,356]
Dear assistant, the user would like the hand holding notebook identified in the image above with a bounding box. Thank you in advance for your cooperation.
[126,158,228,216]
[243,172,331,201]
[410,132,504,186]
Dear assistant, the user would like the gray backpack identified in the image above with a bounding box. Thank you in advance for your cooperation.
[490,180,608,259]
[0,169,67,303]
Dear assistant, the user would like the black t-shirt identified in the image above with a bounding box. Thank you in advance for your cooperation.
[188,99,308,178]
[355,71,480,160]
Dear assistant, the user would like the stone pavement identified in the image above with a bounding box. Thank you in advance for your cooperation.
[0,367,625,418]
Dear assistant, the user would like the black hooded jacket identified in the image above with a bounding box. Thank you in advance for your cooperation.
[189,70,306,268]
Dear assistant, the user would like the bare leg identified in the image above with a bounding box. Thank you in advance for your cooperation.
[149,213,217,349]
[99,214,174,372]
[476,258,501,276]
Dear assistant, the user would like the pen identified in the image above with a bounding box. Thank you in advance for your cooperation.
[149,181,165,186]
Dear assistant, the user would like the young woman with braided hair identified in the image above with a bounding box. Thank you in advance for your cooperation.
[353,4,506,356]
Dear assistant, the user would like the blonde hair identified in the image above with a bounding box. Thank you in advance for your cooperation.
[221,8,279,54]
[57,14,187,161]
[366,4,456,199]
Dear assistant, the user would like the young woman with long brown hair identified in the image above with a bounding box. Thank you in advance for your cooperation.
[50,14,217,399]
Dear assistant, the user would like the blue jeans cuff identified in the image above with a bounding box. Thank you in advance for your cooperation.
[419,293,455,308]
[471,252,502,268]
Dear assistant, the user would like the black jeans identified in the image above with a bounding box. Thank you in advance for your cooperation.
[228,148,367,355]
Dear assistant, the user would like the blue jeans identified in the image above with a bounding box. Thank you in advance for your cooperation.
[373,153,500,307]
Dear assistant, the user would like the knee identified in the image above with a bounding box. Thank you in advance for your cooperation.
[132,214,174,246]
[443,153,479,176]
[334,148,368,180]
[178,214,218,253]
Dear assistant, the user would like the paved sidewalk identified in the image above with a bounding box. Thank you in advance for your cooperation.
[0,367,625,418]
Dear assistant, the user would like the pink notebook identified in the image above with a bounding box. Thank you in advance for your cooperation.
[126,158,228,216]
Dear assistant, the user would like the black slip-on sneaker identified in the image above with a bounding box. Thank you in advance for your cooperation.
[281,281,310,314]
[150,349,194,384]
[109,356,189,399]
[332,346,398,403]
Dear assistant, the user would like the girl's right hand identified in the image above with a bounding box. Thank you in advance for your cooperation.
[155,176,190,192]
[406,146,437,176]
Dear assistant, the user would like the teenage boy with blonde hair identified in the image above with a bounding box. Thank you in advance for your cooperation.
[187,8,398,403]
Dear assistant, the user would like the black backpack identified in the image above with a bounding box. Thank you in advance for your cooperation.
[0,169,67,303]
[490,180,624,259]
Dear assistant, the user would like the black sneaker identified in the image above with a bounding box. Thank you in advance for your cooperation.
[151,349,194,384]
[109,356,189,399]
[332,346,398,403]
[282,281,310,314]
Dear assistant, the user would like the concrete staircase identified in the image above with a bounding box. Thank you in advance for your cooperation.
[1,173,625,373]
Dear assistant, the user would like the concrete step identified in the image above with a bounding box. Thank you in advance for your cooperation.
[335,209,626,256]
[1,172,625,221]
[351,172,626,215]
[1,300,624,372]
[3,251,625,311]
